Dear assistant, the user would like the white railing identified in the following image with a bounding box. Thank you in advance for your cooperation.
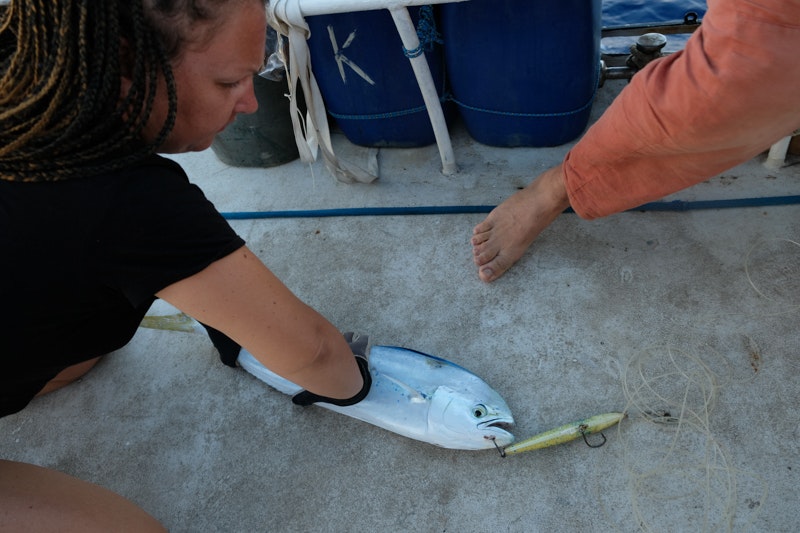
[269,0,466,180]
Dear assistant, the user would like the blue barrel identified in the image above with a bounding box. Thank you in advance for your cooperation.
[441,0,602,147]
[306,7,449,147]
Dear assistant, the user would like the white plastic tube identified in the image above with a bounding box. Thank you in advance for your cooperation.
[389,7,457,175]
[279,0,464,176]
[765,135,791,169]
[296,0,467,18]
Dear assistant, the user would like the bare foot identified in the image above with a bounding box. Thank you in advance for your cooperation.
[471,165,570,282]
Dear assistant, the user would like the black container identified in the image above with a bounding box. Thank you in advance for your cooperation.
[211,75,299,167]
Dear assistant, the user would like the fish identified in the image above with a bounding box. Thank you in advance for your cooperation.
[139,311,515,450]
[237,345,516,450]
[501,412,625,456]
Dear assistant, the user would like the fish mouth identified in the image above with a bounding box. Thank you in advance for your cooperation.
[479,417,515,448]
[479,418,515,433]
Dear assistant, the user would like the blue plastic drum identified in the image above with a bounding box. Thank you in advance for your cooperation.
[306,7,449,147]
[441,0,602,147]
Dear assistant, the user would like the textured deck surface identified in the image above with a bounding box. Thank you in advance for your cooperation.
[2,79,798,532]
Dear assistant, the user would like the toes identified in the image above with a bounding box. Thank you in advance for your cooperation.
[472,219,492,235]
[479,255,512,283]
[472,240,497,265]
[473,248,491,265]
[471,216,505,281]
[470,231,489,246]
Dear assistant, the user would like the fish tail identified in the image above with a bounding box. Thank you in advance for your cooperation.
[139,313,203,334]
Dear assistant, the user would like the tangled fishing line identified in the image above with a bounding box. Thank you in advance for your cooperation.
[744,238,800,317]
[744,237,800,373]
[601,345,767,532]
[593,238,799,531]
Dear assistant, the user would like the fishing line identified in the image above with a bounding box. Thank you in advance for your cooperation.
[661,235,799,366]
[729,237,798,320]
[744,238,800,316]
[598,344,769,532]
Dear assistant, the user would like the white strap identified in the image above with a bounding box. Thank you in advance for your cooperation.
[268,0,379,184]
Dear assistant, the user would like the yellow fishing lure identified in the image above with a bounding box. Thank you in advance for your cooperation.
[502,412,626,456]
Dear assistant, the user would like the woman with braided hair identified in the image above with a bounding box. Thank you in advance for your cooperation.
[0,1,369,529]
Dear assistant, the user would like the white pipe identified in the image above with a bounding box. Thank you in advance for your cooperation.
[388,7,457,175]
[296,0,467,17]
[765,135,791,169]
[271,0,463,177]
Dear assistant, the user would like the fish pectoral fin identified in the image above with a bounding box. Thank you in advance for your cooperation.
[380,373,428,403]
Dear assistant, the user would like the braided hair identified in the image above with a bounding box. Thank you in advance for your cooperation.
[0,0,250,182]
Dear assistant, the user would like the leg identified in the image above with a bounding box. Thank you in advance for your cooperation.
[36,357,102,397]
[0,460,167,532]
[471,164,571,282]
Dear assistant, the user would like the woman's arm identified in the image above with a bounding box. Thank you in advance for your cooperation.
[156,245,363,400]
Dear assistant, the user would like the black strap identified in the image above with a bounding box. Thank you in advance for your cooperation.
[292,355,371,407]
[202,323,241,368]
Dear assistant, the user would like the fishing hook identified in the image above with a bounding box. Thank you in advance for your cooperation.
[487,436,506,458]
[579,424,607,448]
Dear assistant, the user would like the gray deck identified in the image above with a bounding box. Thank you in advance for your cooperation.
[2,79,798,532]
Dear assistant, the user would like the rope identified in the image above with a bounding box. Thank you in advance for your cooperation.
[403,5,442,59]
[219,195,800,220]
[267,0,378,184]
[450,66,601,119]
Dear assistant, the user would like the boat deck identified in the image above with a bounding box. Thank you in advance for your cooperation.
[1,78,798,532]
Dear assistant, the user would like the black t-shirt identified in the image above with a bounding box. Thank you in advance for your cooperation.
[0,155,245,416]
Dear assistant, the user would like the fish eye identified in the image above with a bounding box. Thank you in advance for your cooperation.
[472,404,487,418]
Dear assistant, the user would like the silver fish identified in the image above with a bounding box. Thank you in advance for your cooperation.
[237,345,516,450]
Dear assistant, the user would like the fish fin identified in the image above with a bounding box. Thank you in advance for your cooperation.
[380,372,428,403]
[139,313,202,333]
[376,345,472,374]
